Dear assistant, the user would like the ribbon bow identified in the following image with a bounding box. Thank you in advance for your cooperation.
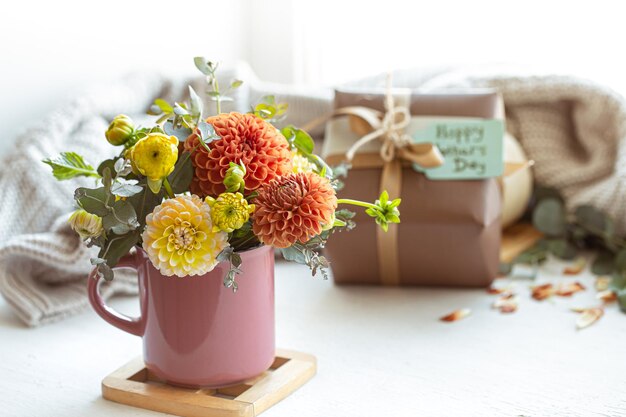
[343,75,444,169]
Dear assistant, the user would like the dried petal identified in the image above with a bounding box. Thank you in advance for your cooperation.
[555,282,586,297]
[574,308,603,330]
[487,285,513,295]
[440,308,471,322]
[563,258,586,275]
[531,283,554,301]
[492,295,518,313]
[596,290,617,303]
[595,276,611,291]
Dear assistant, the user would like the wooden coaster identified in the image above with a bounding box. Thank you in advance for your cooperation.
[102,349,316,417]
[500,223,543,264]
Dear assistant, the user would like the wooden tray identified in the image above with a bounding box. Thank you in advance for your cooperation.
[500,223,543,264]
[102,349,316,417]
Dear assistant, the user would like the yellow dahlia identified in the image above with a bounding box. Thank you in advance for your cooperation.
[252,172,337,248]
[142,195,228,277]
[291,151,316,174]
[184,112,292,197]
[129,133,179,181]
[206,192,255,233]
[69,209,103,239]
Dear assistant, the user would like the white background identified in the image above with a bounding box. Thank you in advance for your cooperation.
[2,0,626,153]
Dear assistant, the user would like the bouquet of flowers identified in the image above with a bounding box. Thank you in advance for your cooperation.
[44,58,401,290]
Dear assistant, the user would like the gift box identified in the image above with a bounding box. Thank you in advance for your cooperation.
[321,88,504,286]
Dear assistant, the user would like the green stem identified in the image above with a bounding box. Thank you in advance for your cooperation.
[213,75,221,114]
[337,198,378,211]
[163,178,175,198]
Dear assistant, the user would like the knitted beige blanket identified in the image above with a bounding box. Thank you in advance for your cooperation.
[1,65,625,326]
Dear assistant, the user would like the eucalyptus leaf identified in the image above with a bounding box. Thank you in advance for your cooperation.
[97,159,117,177]
[97,263,114,281]
[74,187,110,217]
[193,57,211,75]
[111,178,143,197]
[532,198,566,237]
[548,239,577,260]
[617,289,626,313]
[102,200,138,234]
[592,251,615,275]
[163,121,192,142]
[576,205,612,236]
[98,230,140,268]
[173,103,190,116]
[188,86,203,119]
[127,179,163,231]
[615,249,626,272]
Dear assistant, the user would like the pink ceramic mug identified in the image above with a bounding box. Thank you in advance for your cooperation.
[88,245,275,388]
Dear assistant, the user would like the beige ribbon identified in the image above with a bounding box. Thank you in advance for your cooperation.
[310,76,445,286]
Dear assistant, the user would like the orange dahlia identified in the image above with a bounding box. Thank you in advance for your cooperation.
[185,112,292,197]
[252,172,337,248]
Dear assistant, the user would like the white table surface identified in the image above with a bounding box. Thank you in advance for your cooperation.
[1,258,625,417]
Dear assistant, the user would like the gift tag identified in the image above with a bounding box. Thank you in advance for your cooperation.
[411,118,504,180]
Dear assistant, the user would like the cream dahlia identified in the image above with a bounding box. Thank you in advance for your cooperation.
[185,112,292,197]
[252,172,337,248]
[142,195,228,277]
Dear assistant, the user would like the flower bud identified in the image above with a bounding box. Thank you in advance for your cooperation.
[69,209,103,239]
[223,162,246,193]
[105,114,135,146]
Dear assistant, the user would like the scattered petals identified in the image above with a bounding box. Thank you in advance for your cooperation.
[440,308,471,322]
[573,308,604,330]
[492,294,518,313]
[596,290,617,303]
[531,283,554,301]
[595,276,611,291]
[555,281,586,297]
[563,258,586,275]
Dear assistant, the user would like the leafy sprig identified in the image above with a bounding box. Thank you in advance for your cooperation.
[43,152,99,180]
[509,186,626,311]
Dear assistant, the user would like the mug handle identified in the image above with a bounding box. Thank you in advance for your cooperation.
[87,252,145,337]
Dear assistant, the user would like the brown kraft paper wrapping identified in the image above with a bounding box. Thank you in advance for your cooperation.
[322,89,503,287]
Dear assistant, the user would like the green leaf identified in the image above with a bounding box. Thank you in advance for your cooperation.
[617,289,626,313]
[188,86,203,119]
[575,205,613,236]
[591,251,615,275]
[173,103,190,116]
[111,178,143,198]
[548,239,577,260]
[230,79,243,89]
[154,99,173,114]
[96,263,114,281]
[127,179,163,231]
[43,152,99,180]
[514,243,549,265]
[610,271,626,291]
[97,158,117,177]
[193,57,211,75]
[102,200,139,235]
[98,230,141,268]
[615,249,626,272]
[532,198,566,237]
[499,262,513,275]
[281,125,314,155]
[163,121,192,142]
[168,152,194,193]
[74,187,110,217]
[280,246,307,264]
